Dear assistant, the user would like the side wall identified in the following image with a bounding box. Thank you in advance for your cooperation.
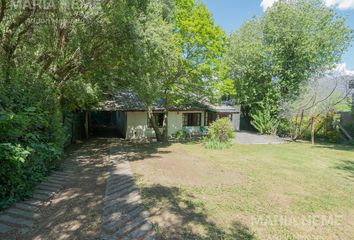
[126,111,205,139]
[232,105,241,131]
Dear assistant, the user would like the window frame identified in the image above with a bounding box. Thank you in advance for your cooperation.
[183,113,202,127]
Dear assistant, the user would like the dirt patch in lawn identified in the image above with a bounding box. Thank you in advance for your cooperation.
[127,142,247,187]
[24,139,113,240]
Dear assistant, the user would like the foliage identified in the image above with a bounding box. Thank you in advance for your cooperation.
[175,130,186,140]
[279,72,352,143]
[0,0,112,207]
[111,0,226,141]
[250,108,279,135]
[0,142,61,209]
[204,118,235,149]
[225,0,353,129]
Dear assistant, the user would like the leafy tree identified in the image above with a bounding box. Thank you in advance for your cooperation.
[112,0,226,142]
[0,0,118,207]
[226,0,353,126]
[264,0,353,98]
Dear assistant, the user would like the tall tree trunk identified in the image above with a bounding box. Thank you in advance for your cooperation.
[293,110,304,141]
[147,106,164,142]
[311,116,316,145]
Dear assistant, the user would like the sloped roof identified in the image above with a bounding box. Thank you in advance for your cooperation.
[94,91,240,113]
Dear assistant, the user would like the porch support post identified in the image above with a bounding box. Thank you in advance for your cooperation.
[84,111,89,139]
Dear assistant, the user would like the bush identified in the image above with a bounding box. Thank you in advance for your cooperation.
[250,108,279,135]
[0,108,64,209]
[277,118,291,137]
[204,118,235,149]
[175,130,186,140]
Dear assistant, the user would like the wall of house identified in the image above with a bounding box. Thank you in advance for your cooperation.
[233,105,241,131]
[126,111,205,139]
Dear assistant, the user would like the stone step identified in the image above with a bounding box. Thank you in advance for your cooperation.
[32,193,50,201]
[144,234,156,240]
[105,191,140,206]
[104,196,143,215]
[107,180,135,195]
[46,179,65,185]
[105,185,138,201]
[37,184,60,192]
[122,221,153,240]
[34,189,55,197]
[107,180,135,193]
[103,204,145,233]
[14,203,39,212]
[114,214,150,238]
[5,208,40,220]
[48,175,66,181]
[0,214,34,227]
[39,182,62,189]
[52,171,71,176]
[51,174,73,180]
[0,223,14,234]
[24,199,43,207]
[109,174,133,183]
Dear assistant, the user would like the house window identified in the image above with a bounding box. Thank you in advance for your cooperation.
[183,113,201,126]
[148,113,164,128]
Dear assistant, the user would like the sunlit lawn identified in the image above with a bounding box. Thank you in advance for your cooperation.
[128,142,354,239]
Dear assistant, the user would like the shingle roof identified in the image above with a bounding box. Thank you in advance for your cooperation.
[94,91,240,113]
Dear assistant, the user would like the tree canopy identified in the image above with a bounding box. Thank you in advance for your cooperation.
[226,0,353,115]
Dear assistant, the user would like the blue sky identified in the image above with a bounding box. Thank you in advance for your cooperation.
[201,0,354,71]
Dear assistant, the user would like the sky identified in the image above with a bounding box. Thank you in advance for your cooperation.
[201,0,354,72]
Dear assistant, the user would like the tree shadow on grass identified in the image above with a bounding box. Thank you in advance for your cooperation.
[312,142,354,153]
[335,160,354,179]
[140,184,255,240]
[110,138,201,162]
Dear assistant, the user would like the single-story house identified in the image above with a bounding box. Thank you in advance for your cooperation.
[89,92,241,139]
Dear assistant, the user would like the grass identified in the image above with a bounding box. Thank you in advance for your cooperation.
[127,141,354,239]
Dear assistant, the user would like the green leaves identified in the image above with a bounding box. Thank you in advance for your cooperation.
[263,0,353,97]
[226,0,353,128]
[204,118,235,149]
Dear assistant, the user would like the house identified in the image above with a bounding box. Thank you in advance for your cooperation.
[89,92,241,139]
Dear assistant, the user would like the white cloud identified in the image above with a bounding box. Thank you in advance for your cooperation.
[332,63,354,76]
[260,0,278,11]
[326,0,354,9]
[261,0,354,11]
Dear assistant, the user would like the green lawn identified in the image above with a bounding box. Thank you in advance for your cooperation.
[128,142,354,239]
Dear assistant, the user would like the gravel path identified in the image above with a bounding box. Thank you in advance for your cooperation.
[235,131,287,144]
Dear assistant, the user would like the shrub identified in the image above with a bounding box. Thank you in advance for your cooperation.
[0,108,64,209]
[175,130,186,140]
[250,108,278,135]
[204,118,235,149]
[277,118,291,137]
